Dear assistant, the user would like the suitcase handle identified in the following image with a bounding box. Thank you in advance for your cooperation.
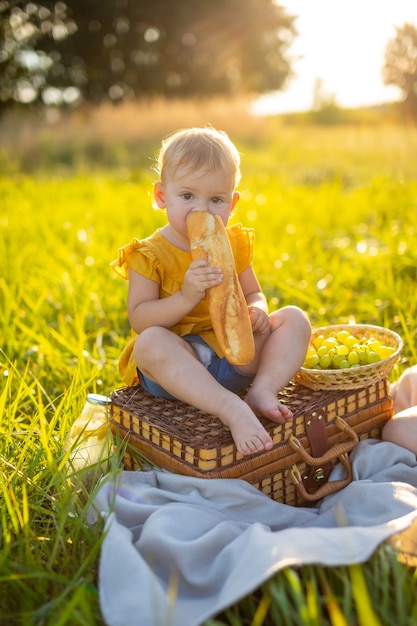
[290,453,352,502]
[288,416,359,502]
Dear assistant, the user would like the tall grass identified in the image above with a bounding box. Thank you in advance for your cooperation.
[1,98,417,624]
[0,96,415,177]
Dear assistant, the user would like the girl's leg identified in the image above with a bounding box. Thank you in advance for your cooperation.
[382,365,417,455]
[382,406,417,455]
[134,326,273,455]
[244,306,311,422]
[390,365,417,413]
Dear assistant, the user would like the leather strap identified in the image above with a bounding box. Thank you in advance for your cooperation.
[288,416,359,501]
[291,453,353,502]
[303,411,333,492]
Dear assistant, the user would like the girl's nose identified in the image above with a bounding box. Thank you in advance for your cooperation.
[192,203,209,213]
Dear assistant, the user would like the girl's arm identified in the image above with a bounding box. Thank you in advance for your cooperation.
[127,260,223,334]
[239,265,270,335]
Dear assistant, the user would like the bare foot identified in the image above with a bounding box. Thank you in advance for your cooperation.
[221,403,273,456]
[245,386,293,423]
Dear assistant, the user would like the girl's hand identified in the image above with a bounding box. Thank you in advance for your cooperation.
[181,260,223,306]
[248,305,271,335]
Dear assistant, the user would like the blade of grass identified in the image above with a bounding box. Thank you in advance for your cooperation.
[250,590,271,626]
[348,563,382,626]
[317,568,348,626]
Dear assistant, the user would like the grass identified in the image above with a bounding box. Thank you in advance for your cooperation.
[1,98,417,625]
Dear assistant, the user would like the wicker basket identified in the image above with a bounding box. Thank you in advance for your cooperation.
[294,324,403,391]
[111,378,393,506]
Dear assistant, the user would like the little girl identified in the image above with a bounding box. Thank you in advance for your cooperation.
[112,127,311,456]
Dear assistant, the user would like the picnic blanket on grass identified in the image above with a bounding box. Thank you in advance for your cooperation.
[92,439,417,626]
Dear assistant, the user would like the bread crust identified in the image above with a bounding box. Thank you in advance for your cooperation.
[187,212,255,365]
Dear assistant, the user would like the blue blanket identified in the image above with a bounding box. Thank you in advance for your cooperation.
[91,439,417,626]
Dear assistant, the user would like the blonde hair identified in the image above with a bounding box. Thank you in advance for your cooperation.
[155,127,241,187]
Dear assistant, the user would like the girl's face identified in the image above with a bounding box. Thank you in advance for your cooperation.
[154,165,240,249]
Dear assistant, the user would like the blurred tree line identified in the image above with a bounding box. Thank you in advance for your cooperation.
[1,2,416,121]
[0,0,296,113]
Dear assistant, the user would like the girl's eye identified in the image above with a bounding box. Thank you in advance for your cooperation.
[212,197,222,204]
[182,193,192,200]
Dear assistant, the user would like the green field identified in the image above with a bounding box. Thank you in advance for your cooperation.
[1,104,417,625]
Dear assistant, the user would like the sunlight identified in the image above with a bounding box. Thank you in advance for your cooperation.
[254,0,417,114]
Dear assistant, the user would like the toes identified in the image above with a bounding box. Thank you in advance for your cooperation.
[238,441,253,455]
[278,402,293,417]
[268,403,292,422]
[238,435,273,456]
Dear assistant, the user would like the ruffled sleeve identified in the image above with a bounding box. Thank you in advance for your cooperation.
[227,224,254,275]
[110,238,162,282]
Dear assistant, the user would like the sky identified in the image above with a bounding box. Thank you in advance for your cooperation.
[252,0,417,115]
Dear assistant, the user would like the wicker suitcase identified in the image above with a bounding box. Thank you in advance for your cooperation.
[110,378,393,506]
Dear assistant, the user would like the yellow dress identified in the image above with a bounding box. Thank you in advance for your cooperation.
[111,224,254,385]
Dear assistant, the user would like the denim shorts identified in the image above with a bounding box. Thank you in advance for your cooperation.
[138,334,255,400]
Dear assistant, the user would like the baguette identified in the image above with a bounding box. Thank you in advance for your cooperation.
[186,211,255,365]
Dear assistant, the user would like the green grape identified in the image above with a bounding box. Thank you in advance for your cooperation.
[332,354,347,368]
[357,350,368,364]
[378,346,395,359]
[336,330,350,342]
[336,358,349,369]
[322,337,338,349]
[348,350,359,365]
[343,335,357,349]
[304,354,320,368]
[319,354,332,369]
[313,335,325,349]
[302,328,393,371]
[368,339,381,351]
[367,351,381,364]
[336,344,349,355]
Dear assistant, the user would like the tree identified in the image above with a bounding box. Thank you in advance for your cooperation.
[0,0,296,111]
[383,22,417,121]
[0,1,79,109]
[310,78,343,125]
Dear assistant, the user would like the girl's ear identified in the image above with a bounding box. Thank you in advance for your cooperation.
[153,182,166,208]
[230,190,240,214]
